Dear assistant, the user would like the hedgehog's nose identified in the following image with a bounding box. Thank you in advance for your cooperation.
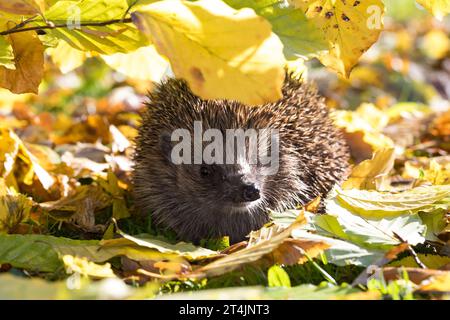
[242,184,260,202]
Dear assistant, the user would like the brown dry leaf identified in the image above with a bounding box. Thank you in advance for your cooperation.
[0,0,44,15]
[430,109,450,140]
[52,115,110,145]
[305,196,321,213]
[0,30,44,94]
[269,238,330,265]
[190,212,328,278]
[0,129,55,190]
[384,243,410,260]
[380,267,448,284]
[40,185,111,233]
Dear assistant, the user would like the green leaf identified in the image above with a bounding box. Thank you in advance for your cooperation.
[0,234,99,272]
[268,265,291,287]
[224,0,327,59]
[0,36,14,69]
[318,199,426,250]
[0,273,141,300]
[36,0,148,54]
[101,232,219,261]
[419,209,448,242]
[0,233,178,273]
[292,229,385,267]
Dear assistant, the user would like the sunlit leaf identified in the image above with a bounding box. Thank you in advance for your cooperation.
[63,255,116,278]
[101,45,169,82]
[416,272,450,293]
[289,0,385,77]
[132,0,286,105]
[268,265,291,287]
[0,30,44,94]
[0,0,44,15]
[417,0,450,20]
[224,0,327,59]
[318,197,427,250]
[335,185,450,218]
[37,0,148,54]
[342,148,395,190]
[102,232,218,261]
[0,36,14,69]
[47,40,89,74]
[292,229,385,267]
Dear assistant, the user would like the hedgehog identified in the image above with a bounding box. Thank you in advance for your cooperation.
[133,75,350,244]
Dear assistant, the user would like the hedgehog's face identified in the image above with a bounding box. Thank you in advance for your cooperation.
[159,132,270,215]
[170,161,268,214]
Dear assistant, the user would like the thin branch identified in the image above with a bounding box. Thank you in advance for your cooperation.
[393,232,427,269]
[0,18,133,36]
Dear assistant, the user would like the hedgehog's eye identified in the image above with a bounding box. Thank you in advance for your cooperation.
[200,166,210,177]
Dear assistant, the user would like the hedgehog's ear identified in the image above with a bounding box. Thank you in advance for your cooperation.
[159,131,173,162]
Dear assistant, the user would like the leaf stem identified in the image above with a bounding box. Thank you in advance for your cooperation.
[0,18,133,36]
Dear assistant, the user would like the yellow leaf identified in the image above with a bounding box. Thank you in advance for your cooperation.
[101,45,169,82]
[342,148,395,190]
[421,29,450,60]
[47,40,89,74]
[0,129,54,189]
[0,178,33,233]
[417,0,450,20]
[63,255,116,278]
[132,0,286,105]
[417,272,450,293]
[0,30,44,94]
[404,157,450,185]
[333,103,394,160]
[290,0,385,77]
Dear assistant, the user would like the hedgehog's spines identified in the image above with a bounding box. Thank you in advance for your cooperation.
[133,74,350,243]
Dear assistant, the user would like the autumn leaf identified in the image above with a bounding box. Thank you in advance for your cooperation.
[132,0,286,105]
[101,45,169,82]
[342,148,395,190]
[0,31,44,94]
[63,255,116,278]
[416,272,450,293]
[289,0,385,77]
[224,0,327,59]
[0,36,14,69]
[334,185,450,218]
[417,0,450,20]
[0,129,54,190]
[46,40,89,74]
[0,0,44,15]
[38,0,148,54]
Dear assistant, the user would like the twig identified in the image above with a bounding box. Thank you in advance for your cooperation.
[393,232,427,269]
[0,18,133,36]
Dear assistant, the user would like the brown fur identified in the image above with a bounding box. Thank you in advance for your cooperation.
[133,75,350,243]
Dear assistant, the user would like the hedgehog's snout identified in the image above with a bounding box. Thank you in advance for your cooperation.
[230,182,260,203]
[242,184,260,202]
